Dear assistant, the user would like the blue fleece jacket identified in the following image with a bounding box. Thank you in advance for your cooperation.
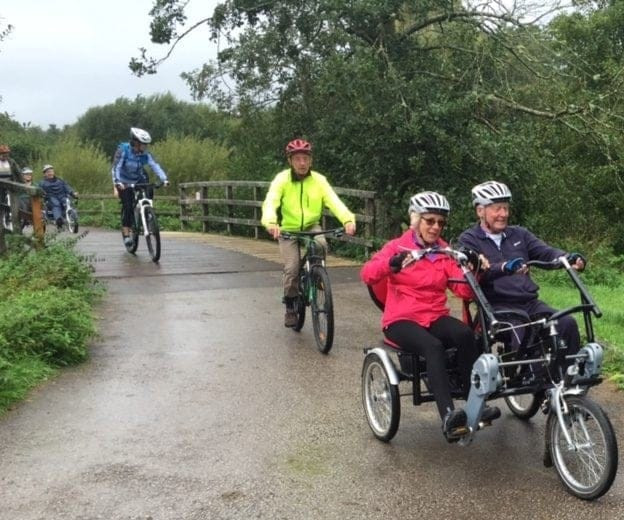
[39,177,75,200]
[112,142,168,185]
[458,223,565,305]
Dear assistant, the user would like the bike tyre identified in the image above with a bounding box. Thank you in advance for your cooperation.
[504,392,542,421]
[546,395,618,500]
[144,206,161,262]
[67,209,79,234]
[362,352,400,442]
[292,293,306,332]
[310,266,334,354]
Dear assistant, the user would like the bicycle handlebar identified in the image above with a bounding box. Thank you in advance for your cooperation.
[280,228,344,240]
[121,182,163,189]
[525,257,601,317]
[400,246,469,266]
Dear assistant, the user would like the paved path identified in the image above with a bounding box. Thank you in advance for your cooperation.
[0,228,622,519]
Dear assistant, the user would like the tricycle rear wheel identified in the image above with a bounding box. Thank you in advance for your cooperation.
[362,352,400,442]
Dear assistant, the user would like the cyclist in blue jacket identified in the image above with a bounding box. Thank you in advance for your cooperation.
[459,180,586,367]
[39,164,78,229]
[112,127,169,246]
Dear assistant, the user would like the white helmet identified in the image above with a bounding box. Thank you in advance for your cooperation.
[21,167,33,175]
[408,191,450,216]
[42,164,54,173]
[130,127,152,144]
[472,181,512,207]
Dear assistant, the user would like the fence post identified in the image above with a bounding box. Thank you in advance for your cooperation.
[365,196,376,257]
[253,185,262,239]
[31,195,45,248]
[226,184,233,234]
[202,186,209,233]
[179,185,187,231]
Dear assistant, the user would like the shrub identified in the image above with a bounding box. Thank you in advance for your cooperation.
[0,238,101,413]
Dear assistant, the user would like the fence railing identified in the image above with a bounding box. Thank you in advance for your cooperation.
[179,180,376,254]
[0,179,45,253]
[77,193,179,217]
[5,180,377,255]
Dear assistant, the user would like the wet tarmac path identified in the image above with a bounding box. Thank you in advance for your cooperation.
[0,228,622,519]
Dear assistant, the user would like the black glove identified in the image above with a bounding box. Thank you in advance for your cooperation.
[502,257,525,274]
[458,247,479,269]
[566,252,586,270]
[389,251,408,273]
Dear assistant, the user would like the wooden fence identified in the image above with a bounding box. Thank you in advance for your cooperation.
[0,179,45,253]
[13,181,377,255]
[179,180,376,254]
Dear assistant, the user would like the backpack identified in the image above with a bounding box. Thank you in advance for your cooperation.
[112,142,131,170]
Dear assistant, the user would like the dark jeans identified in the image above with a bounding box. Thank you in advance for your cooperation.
[46,196,65,221]
[119,187,136,228]
[494,299,580,365]
[384,316,479,420]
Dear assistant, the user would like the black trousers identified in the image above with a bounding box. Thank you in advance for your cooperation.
[384,316,479,420]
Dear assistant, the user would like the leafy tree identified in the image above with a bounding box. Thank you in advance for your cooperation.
[73,93,235,157]
[126,2,621,246]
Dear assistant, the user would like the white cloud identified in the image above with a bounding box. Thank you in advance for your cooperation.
[1,0,217,127]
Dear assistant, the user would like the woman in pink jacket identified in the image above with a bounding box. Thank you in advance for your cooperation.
[361,191,495,442]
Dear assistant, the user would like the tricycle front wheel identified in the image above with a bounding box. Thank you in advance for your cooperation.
[546,395,618,500]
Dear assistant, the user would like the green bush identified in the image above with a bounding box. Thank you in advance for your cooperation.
[0,287,94,365]
[0,238,101,413]
[36,136,111,193]
[150,135,232,188]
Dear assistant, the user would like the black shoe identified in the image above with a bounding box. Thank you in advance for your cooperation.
[442,409,468,443]
[481,405,501,424]
[284,309,297,328]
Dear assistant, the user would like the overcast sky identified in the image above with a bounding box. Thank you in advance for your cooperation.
[1,0,218,128]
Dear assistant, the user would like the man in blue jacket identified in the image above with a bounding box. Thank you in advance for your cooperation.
[112,127,169,246]
[39,164,78,229]
[459,180,586,366]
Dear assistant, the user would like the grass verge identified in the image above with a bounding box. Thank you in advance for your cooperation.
[539,282,624,390]
[0,234,102,414]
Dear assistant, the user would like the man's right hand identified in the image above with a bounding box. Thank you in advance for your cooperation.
[268,225,280,240]
[502,257,527,274]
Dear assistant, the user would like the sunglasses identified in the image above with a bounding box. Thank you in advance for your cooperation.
[421,216,447,228]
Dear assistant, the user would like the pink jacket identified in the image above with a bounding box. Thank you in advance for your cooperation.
[360,230,474,329]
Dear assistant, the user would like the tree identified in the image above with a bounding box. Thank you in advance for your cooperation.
[73,93,234,157]
[131,1,624,246]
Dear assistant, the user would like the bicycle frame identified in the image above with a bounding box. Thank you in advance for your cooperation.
[133,188,154,237]
[282,228,342,303]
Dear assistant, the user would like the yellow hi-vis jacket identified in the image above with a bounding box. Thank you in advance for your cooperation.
[261,169,355,232]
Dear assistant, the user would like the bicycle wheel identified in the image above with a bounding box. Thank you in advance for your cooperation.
[144,206,161,262]
[504,392,542,421]
[546,395,618,500]
[292,294,306,332]
[362,352,400,442]
[310,266,334,354]
[67,209,79,234]
[3,204,13,232]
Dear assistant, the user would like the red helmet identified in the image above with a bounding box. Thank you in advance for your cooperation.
[285,139,312,156]
[0,144,10,154]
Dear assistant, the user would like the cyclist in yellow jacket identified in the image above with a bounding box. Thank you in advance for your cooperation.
[262,139,356,327]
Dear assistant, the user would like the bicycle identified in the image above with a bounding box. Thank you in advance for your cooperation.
[64,196,79,233]
[362,248,618,500]
[280,228,344,354]
[43,195,79,233]
[2,190,14,232]
[120,182,161,262]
